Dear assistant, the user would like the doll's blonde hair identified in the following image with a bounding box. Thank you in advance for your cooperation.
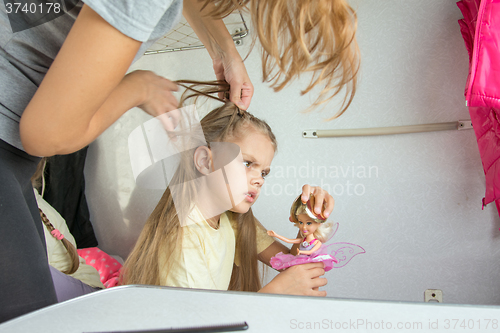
[202,0,360,118]
[122,83,277,292]
[294,221,334,244]
[293,203,333,243]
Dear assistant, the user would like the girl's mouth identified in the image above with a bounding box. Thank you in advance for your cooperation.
[244,191,256,203]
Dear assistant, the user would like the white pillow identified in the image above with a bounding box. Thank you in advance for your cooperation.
[35,189,105,289]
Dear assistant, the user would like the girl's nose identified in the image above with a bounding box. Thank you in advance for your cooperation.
[249,170,264,187]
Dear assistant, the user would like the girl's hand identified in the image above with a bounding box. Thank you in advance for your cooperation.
[213,53,253,110]
[267,230,277,237]
[259,262,327,297]
[295,249,302,256]
[296,185,335,219]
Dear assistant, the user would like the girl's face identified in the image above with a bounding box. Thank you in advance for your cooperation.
[226,130,275,214]
[297,213,321,236]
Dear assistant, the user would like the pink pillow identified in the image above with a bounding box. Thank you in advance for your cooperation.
[77,247,121,288]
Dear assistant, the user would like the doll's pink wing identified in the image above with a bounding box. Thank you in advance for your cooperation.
[329,242,365,268]
[324,223,339,242]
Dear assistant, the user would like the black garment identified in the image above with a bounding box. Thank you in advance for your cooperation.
[43,147,98,248]
[0,139,57,323]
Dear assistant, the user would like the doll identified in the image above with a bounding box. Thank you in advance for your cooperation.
[267,194,365,272]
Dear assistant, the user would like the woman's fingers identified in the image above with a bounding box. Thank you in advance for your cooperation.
[125,70,183,139]
[159,75,180,92]
[238,82,253,110]
[157,109,181,140]
[230,81,253,110]
[212,53,253,110]
[127,70,180,117]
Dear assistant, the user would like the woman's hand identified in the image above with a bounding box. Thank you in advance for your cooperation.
[259,262,327,297]
[297,185,335,219]
[213,54,253,110]
[124,70,181,134]
[182,0,253,110]
[125,70,179,116]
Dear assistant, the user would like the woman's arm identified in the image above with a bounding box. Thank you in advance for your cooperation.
[20,5,178,156]
[182,0,253,109]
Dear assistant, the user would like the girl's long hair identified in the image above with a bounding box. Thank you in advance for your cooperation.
[201,0,360,118]
[121,82,277,291]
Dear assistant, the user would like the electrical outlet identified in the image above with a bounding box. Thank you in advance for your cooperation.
[424,289,443,303]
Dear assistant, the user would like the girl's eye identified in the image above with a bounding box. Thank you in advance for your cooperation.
[261,170,269,179]
[243,161,251,168]
[307,222,312,225]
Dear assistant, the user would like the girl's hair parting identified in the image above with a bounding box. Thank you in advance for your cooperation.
[201,0,360,118]
[122,81,276,291]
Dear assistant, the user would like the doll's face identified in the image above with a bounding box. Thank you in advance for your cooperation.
[297,213,321,236]
[226,130,275,214]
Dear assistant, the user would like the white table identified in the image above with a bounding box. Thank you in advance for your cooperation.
[1,285,500,332]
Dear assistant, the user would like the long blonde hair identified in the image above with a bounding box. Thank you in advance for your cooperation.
[202,0,360,117]
[121,93,277,291]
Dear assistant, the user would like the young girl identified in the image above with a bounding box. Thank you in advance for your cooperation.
[121,98,333,295]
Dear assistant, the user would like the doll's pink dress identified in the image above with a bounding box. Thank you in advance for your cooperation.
[270,238,339,272]
[270,237,365,272]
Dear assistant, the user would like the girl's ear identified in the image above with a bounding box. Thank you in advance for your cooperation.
[194,146,213,175]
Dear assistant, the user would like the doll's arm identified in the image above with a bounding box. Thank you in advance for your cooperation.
[267,230,301,244]
[297,240,323,255]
